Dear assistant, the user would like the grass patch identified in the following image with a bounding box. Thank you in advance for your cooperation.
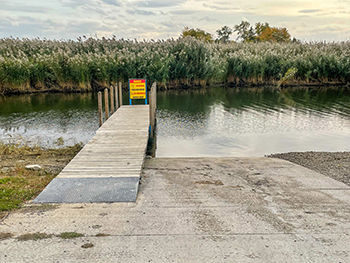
[17,233,53,241]
[0,167,54,211]
[58,232,84,239]
[0,232,14,240]
[0,143,82,213]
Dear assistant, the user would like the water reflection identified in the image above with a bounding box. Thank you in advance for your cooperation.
[156,87,350,157]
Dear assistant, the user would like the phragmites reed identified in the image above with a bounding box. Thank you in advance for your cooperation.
[0,37,349,93]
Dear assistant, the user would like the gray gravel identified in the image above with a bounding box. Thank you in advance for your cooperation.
[268,151,350,187]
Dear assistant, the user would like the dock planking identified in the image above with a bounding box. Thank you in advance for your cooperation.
[34,105,150,203]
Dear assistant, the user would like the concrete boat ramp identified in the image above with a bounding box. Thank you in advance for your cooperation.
[1,157,350,262]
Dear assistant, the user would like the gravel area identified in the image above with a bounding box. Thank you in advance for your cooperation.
[268,152,350,187]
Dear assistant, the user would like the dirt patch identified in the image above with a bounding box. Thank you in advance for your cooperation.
[81,243,94,248]
[195,180,224,186]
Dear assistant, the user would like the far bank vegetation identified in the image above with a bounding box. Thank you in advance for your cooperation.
[1,21,349,94]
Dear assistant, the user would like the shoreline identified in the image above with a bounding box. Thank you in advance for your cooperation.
[1,81,349,95]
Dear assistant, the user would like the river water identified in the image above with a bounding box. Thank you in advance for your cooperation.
[0,87,349,157]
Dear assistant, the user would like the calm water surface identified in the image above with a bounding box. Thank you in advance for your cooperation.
[0,93,99,147]
[157,87,350,156]
[0,87,349,157]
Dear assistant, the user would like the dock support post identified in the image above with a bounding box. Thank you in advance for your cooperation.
[104,88,109,120]
[110,86,115,113]
[115,86,119,109]
[149,82,157,139]
[98,91,103,127]
[119,82,123,106]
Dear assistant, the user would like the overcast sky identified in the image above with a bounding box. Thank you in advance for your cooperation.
[0,0,349,42]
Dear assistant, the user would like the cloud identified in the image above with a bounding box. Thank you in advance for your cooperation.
[0,16,55,38]
[0,15,110,39]
[203,4,239,11]
[133,0,185,8]
[126,9,156,15]
[101,0,123,6]
[198,16,217,22]
[60,0,92,8]
[170,10,196,15]
[65,21,109,35]
[0,1,50,13]
[160,22,177,29]
[82,6,109,15]
[299,9,322,13]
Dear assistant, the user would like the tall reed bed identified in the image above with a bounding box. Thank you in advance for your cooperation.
[0,37,349,93]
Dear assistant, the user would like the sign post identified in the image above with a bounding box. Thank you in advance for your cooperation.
[129,79,147,105]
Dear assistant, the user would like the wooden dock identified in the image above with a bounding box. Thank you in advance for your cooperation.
[59,105,149,179]
[34,105,151,203]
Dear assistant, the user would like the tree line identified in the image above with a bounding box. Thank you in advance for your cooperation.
[181,21,293,43]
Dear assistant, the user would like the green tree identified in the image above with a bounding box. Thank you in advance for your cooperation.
[181,27,213,42]
[216,26,233,43]
[233,21,256,42]
[255,22,270,37]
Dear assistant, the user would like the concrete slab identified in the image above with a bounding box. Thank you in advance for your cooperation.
[33,177,140,203]
[1,157,350,262]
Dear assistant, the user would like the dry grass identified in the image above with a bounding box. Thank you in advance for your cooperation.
[0,232,14,240]
[95,233,111,237]
[0,142,82,158]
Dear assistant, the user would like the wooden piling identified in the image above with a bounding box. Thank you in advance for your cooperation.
[110,86,115,113]
[98,91,103,127]
[114,86,119,109]
[104,88,109,120]
[149,82,157,139]
[119,82,123,106]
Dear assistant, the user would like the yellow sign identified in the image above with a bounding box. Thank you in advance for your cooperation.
[129,79,146,100]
